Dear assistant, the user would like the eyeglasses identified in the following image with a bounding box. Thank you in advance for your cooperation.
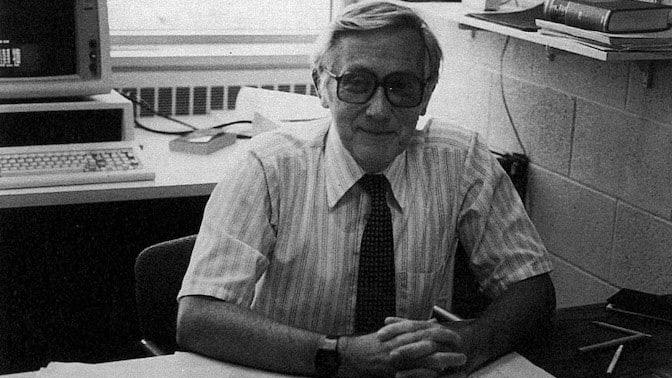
[325,68,426,108]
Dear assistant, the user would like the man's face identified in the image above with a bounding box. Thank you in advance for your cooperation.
[318,28,433,173]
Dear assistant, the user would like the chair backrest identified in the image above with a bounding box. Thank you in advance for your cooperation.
[451,152,529,318]
[134,234,196,355]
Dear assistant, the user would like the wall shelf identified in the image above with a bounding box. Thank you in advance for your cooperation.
[412,3,672,62]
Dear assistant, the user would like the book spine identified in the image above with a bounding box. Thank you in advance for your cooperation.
[543,0,611,32]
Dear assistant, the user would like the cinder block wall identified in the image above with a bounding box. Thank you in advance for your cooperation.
[424,20,672,308]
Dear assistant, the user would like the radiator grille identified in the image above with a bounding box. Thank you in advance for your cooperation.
[116,83,316,117]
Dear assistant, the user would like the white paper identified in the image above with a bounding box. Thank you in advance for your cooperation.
[234,87,329,122]
[34,351,552,378]
[470,352,555,378]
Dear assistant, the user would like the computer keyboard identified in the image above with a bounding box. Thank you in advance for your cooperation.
[0,142,155,189]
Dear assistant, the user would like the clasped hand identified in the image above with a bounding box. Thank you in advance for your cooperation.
[341,317,468,377]
[380,317,468,377]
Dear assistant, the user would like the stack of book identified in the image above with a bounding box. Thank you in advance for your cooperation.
[536,0,672,53]
[536,19,672,52]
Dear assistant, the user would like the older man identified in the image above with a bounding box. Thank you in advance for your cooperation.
[176,1,555,377]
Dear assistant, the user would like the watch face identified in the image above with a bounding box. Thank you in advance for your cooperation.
[315,349,339,377]
[315,338,340,377]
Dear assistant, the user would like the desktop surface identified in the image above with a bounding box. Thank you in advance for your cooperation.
[522,303,672,377]
[0,127,249,209]
[3,303,670,377]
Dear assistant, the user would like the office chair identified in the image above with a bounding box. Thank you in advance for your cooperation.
[134,234,196,355]
[452,152,530,318]
[132,153,528,353]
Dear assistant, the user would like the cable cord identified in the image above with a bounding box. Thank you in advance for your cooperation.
[114,89,251,136]
[499,36,527,156]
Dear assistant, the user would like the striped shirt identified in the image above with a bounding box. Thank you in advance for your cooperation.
[178,118,552,335]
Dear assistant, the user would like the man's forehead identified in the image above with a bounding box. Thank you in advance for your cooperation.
[329,28,425,73]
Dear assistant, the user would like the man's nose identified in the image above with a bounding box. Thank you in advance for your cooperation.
[365,86,392,117]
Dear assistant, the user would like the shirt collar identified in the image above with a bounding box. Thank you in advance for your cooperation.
[324,122,410,210]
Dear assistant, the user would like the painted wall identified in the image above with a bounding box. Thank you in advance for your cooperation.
[424,19,672,308]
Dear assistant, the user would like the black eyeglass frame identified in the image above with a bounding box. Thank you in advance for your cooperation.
[324,68,428,108]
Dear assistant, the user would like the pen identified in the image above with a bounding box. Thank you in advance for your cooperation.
[606,344,624,374]
[432,305,464,322]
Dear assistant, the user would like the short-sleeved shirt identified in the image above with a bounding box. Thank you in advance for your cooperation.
[178,118,552,335]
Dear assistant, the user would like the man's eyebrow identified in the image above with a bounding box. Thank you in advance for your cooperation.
[339,64,370,73]
[340,66,419,76]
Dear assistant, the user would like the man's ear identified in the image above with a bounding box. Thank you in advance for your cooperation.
[419,79,437,115]
[312,69,330,109]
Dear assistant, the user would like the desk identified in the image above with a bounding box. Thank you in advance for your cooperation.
[4,351,551,377]
[1,128,245,374]
[0,127,250,209]
[4,303,670,377]
[521,303,672,377]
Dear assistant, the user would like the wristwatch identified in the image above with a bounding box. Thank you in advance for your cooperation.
[314,335,340,377]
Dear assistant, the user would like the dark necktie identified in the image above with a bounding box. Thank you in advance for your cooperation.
[354,174,396,334]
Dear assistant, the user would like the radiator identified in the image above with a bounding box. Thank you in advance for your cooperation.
[111,68,316,117]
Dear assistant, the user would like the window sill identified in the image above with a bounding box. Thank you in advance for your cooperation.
[111,42,314,70]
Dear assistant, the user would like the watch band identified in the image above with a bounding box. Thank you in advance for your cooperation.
[314,335,340,377]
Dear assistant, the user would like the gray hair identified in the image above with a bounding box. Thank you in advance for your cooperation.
[311,0,443,88]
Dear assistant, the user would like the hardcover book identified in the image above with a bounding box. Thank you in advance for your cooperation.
[542,0,672,33]
[536,18,672,47]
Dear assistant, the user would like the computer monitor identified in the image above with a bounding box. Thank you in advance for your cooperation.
[0,0,112,101]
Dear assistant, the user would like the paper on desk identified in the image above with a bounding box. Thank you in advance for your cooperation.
[470,352,555,378]
[35,352,300,378]
[223,112,281,137]
[225,111,336,138]
[234,86,329,122]
[35,351,551,378]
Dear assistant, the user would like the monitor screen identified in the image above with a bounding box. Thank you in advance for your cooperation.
[0,0,111,100]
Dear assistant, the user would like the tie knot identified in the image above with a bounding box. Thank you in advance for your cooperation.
[359,174,388,196]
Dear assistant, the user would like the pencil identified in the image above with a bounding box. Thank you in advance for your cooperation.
[432,305,464,322]
[607,344,624,374]
[579,333,649,352]
[592,321,651,337]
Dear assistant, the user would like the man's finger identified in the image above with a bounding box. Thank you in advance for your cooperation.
[384,316,407,325]
[389,339,437,365]
[385,324,463,351]
[425,351,468,370]
[377,319,433,341]
[395,368,440,378]
[391,345,468,371]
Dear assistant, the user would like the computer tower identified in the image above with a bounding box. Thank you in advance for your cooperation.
[0,91,134,148]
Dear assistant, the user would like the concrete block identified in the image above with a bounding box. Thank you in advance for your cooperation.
[505,39,629,109]
[528,165,617,280]
[572,99,672,219]
[488,77,574,174]
[428,66,492,137]
[610,203,672,294]
[549,255,619,308]
[427,20,505,72]
[627,61,672,125]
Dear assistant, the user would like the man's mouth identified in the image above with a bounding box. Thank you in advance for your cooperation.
[358,127,396,136]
